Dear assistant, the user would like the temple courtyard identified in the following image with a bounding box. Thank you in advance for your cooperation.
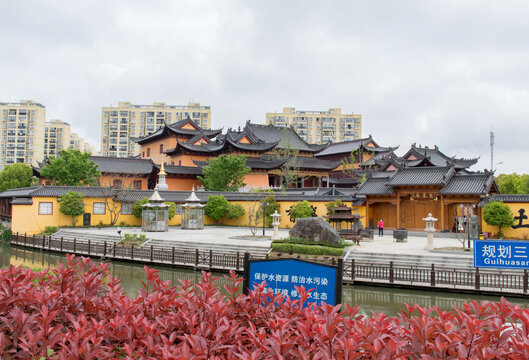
[50,225,473,263]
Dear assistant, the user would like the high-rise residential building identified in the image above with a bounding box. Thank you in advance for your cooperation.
[100,101,211,157]
[0,100,46,169]
[70,133,97,155]
[265,107,362,144]
[44,120,72,158]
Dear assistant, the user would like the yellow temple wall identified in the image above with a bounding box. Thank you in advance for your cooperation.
[11,195,366,235]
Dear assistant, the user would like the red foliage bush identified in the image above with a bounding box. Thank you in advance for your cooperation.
[1,255,529,359]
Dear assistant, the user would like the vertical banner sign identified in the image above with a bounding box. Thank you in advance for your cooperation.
[474,240,529,269]
[243,254,343,306]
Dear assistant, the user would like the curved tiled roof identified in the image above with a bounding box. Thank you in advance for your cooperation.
[315,136,396,157]
[90,156,153,175]
[402,144,478,169]
[193,157,286,170]
[439,173,496,195]
[225,137,279,152]
[245,122,329,153]
[356,178,395,196]
[165,141,226,154]
[296,157,341,170]
[133,118,222,145]
[153,164,202,175]
[387,166,455,186]
[486,194,529,203]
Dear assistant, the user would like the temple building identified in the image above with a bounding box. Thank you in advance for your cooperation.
[314,135,398,187]
[356,144,497,231]
[132,118,344,190]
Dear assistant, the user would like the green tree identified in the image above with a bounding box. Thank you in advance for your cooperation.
[59,191,86,226]
[341,148,374,185]
[483,201,514,238]
[495,173,529,194]
[325,199,343,217]
[0,163,34,192]
[39,149,101,186]
[205,195,230,223]
[256,194,280,227]
[198,154,251,191]
[132,197,149,219]
[226,204,245,220]
[166,202,176,220]
[289,200,315,221]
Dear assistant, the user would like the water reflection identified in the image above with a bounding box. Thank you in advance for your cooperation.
[3,245,528,316]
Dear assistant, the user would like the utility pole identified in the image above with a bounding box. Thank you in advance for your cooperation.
[490,130,495,171]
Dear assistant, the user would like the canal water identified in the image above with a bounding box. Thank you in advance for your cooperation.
[2,244,528,316]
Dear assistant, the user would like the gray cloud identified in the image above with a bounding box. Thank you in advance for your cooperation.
[1,0,528,174]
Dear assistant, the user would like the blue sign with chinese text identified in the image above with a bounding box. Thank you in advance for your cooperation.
[247,259,339,306]
[474,240,529,269]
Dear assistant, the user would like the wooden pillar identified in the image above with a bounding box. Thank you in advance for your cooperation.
[326,173,330,188]
[366,201,370,228]
[440,195,446,231]
[396,195,401,229]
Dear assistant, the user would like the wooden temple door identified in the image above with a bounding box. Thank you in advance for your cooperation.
[371,203,397,228]
[402,200,440,229]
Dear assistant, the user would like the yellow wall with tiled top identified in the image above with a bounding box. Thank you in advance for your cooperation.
[12,196,125,235]
[481,202,529,239]
[11,195,366,235]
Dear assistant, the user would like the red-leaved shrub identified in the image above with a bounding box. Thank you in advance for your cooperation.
[1,255,529,359]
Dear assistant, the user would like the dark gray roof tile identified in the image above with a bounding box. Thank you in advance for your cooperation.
[440,173,495,195]
[356,178,395,195]
[245,123,328,153]
[388,166,455,186]
[90,156,153,175]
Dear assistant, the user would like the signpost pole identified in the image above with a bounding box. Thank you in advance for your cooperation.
[335,258,343,305]
[243,252,250,295]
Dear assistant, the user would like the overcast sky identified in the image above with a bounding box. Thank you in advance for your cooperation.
[1,0,528,173]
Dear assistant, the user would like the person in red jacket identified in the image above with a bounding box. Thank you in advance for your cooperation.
[377,218,384,237]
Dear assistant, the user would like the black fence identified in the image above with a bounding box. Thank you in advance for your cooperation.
[10,232,529,295]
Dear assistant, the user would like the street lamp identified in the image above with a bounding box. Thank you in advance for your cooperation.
[262,201,269,236]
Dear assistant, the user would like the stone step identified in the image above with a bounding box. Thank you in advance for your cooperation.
[346,252,474,268]
[145,239,269,257]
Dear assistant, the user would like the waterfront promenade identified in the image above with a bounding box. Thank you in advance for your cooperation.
[11,226,527,296]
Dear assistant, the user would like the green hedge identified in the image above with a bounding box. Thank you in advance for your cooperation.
[273,237,347,249]
[271,243,344,256]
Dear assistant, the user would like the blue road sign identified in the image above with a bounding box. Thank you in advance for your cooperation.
[474,240,529,269]
[244,258,342,306]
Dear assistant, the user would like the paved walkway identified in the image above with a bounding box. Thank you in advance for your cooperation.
[63,226,471,257]
[64,226,290,249]
[354,234,472,258]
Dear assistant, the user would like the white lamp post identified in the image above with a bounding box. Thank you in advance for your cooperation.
[271,210,281,240]
[423,213,438,251]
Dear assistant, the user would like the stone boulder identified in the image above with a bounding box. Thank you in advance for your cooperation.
[289,217,341,244]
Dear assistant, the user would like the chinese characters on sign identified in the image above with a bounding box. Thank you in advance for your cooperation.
[244,258,342,306]
[252,272,330,301]
[474,240,529,269]
[512,208,529,229]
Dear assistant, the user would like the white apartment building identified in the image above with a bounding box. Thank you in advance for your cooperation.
[100,101,211,157]
[0,100,46,169]
[266,107,362,144]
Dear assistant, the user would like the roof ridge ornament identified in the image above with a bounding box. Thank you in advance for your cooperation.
[185,186,201,203]
[158,160,167,176]
[148,190,165,202]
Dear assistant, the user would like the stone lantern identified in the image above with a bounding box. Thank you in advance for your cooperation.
[271,210,281,240]
[422,213,438,251]
[141,190,169,232]
[181,187,205,230]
